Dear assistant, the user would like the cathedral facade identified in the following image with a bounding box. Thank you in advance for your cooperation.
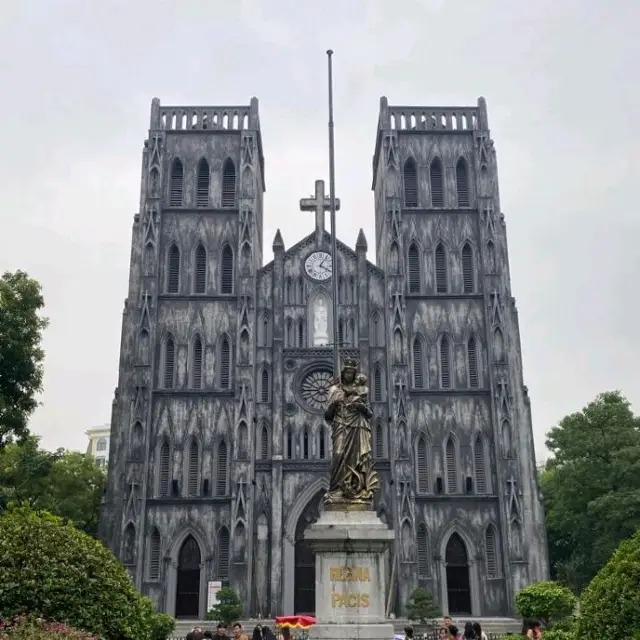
[100,96,549,621]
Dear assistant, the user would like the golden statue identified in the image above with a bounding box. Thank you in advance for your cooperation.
[323,358,379,510]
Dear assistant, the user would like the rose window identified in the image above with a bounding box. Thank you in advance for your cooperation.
[300,370,334,412]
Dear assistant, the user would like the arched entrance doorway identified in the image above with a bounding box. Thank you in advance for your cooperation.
[294,491,323,615]
[445,532,471,615]
[175,535,201,618]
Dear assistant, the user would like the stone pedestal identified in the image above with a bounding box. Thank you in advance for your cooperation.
[304,509,395,640]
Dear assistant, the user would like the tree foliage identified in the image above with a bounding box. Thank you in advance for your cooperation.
[515,581,576,628]
[578,528,640,640]
[0,435,105,536]
[0,506,166,640]
[0,616,99,639]
[405,587,441,624]
[542,391,640,591]
[206,587,243,626]
[0,271,48,447]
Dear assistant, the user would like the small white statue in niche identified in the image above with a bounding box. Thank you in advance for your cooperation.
[313,297,329,346]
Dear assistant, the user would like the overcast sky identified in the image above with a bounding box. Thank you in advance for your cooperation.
[0,1,638,460]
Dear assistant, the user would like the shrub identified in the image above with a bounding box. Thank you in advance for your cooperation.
[579,529,640,640]
[405,587,441,625]
[515,580,576,628]
[0,616,98,639]
[206,587,243,626]
[0,506,163,640]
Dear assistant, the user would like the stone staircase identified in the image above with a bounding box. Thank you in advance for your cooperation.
[171,617,522,639]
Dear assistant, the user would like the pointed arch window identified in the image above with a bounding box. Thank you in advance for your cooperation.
[474,435,487,494]
[435,243,447,293]
[258,314,269,346]
[417,523,429,576]
[237,421,248,459]
[417,435,428,493]
[187,439,199,496]
[260,367,270,403]
[412,337,424,389]
[408,243,421,293]
[389,242,400,273]
[191,336,203,389]
[440,335,452,389]
[194,244,207,294]
[167,244,180,293]
[318,427,327,459]
[219,337,231,389]
[131,422,144,461]
[467,337,479,388]
[373,366,383,402]
[149,528,161,580]
[404,158,418,207]
[169,158,184,207]
[196,158,210,207]
[163,337,175,389]
[375,421,384,459]
[394,329,404,363]
[260,423,269,459]
[456,157,470,207]
[445,437,458,493]
[297,319,305,347]
[486,240,496,272]
[221,158,236,208]
[286,428,293,460]
[430,157,444,207]
[285,318,293,347]
[158,440,170,497]
[371,312,384,347]
[216,440,228,496]
[221,244,234,294]
[122,523,135,565]
[485,524,498,578]
[303,428,309,460]
[347,318,356,346]
[217,527,230,579]
[462,243,474,293]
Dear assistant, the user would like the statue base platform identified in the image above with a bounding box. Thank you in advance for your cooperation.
[304,509,395,640]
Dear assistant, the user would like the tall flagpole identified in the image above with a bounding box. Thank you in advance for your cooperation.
[327,50,340,377]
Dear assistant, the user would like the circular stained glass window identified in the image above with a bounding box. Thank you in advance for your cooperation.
[300,369,334,412]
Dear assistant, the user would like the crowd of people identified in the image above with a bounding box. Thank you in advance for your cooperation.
[184,622,277,640]
[401,615,543,639]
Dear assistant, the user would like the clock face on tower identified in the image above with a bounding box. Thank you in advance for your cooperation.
[304,251,332,281]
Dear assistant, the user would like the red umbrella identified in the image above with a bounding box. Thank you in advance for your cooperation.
[274,616,317,630]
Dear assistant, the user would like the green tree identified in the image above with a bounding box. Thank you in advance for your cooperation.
[542,391,640,591]
[0,505,164,640]
[0,271,48,447]
[515,581,576,629]
[206,587,243,626]
[405,587,440,625]
[0,436,106,536]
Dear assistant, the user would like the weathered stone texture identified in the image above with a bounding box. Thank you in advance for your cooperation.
[100,95,548,621]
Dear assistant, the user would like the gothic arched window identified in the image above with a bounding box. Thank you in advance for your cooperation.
[220,244,234,294]
[163,337,175,389]
[158,440,170,497]
[408,243,421,293]
[191,336,203,389]
[430,157,444,207]
[166,244,180,294]
[475,435,487,494]
[467,337,479,388]
[412,337,424,389]
[196,158,210,207]
[221,158,236,208]
[403,158,418,207]
[440,335,452,389]
[169,158,184,207]
[456,157,470,207]
[219,337,231,389]
[216,441,228,496]
[462,242,474,293]
[416,435,428,493]
[435,243,447,293]
[194,244,207,294]
[445,437,458,493]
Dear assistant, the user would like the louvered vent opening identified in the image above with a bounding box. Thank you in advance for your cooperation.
[218,528,230,579]
[374,368,382,401]
[149,530,161,579]
[219,339,230,389]
[456,158,469,207]
[375,424,384,458]
[159,443,170,497]
[485,526,497,577]
[319,430,326,459]
[196,159,210,207]
[286,430,293,459]
[417,524,429,576]
[221,159,236,208]
[430,158,444,207]
[216,441,227,496]
[338,319,344,345]
[408,245,420,293]
[446,439,457,492]
[404,159,418,207]
[303,430,309,459]
[413,340,423,388]
[261,369,269,402]
[261,426,269,459]
[192,338,203,389]
[475,437,486,493]
[440,336,451,389]
[188,440,199,496]
[417,438,428,493]
[164,339,175,389]
[194,245,207,294]
[221,245,234,294]
[298,321,304,347]
[468,338,478,388]
[169,159,184,207]
[462,243,474,293]
[435,244,447,293]
[167,245,180,293]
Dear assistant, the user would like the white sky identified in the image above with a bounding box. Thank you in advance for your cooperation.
[0,0,638,461]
